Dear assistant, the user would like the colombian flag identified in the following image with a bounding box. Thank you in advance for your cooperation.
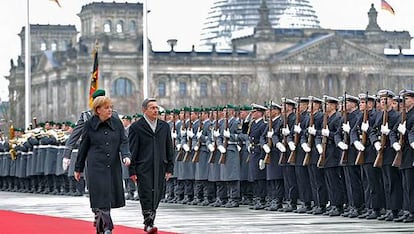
[89,48,99,108]
[381,0,395,15]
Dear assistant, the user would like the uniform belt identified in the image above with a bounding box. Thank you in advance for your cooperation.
[227,141,239,145]
[72,149,79,153]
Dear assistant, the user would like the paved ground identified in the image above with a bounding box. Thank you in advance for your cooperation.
[1,191,413,233]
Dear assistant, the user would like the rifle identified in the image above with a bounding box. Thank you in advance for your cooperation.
[183,107,193,162]
[208,107,219,163]
[33,117,38,128]
[172,111,177,152]
[192,107,204,163]
[279,99,288,165]
[317,96,328,168]
[288,97,301,164]
[175,110,186,161]
[339,92,349,165]
[392,96,405,167]
[219,107,229,164]
[303,97,314,166]
[264,101,273,164]
[245,118,253,163]
[374,96,389,168]
[355,92,369,165]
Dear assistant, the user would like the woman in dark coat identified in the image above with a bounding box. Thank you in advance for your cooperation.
[129,98,174,234]
[75,96,131,234]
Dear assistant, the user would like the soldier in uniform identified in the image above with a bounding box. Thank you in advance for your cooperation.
[217,104,241,208]
[279,98,299,212]
[350,93,385,219]
[260,102,286,211]
[288,97,313,213]
[248,103,268,210]
[170,109,185,203]
[320,96,346,216]
[301,96,328,215]
[191,107,214,206]
[392,89,414,222]
[335,94,364,218]
[163,109,178,203]
[121,115,135,200]
[369,89,403,221]
[237,105,254,205]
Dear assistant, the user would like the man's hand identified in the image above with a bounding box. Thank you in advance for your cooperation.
[223,129,231,138]
[165,172,172,181]
[276,142,286,153]
[321,128,330,137]
[123,157,131,166]
[294,124,302,134]
[267,130,274,138]
[262,144,271,154]
[282,127,290,136]
[171,130,177,139]
[342,122,351,134]
[74,171,81,182]
[354,141,365,152]
[398,122,406,135]
[380,123,390,135]
[288,141,296,151]
[301,143,311,153]
[62,158,70,171]
[361,121,369,132]
[130,175,137,183]
[337,141,348,151]
[308,125,316,136]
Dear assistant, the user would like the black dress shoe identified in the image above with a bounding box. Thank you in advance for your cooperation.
[313,206,325,215]
[377,211,390,221]
[358,210,371,219]
[225,200,239,208]
[329,207,343,217]
[144,225,158,234]
[394,213,409,222]
[403,214,414,223]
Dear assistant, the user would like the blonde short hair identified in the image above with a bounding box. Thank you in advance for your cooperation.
[92,96,113,114]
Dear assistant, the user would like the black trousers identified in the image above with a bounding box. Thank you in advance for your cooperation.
[283,166,298,201]
[226,180,240,200]
[382,164,403,210]
[253,179,266,200]
[308,164,328,206]
[363,163,385,209]
[401,168,414,213]
[295,166,312,203]
[324,167,345,206]
[267,179,284,201]
[343,165,364,208]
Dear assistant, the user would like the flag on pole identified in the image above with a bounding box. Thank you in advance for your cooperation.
[50,0,61,7]
[89,43,99,108]
[381,0,395,15]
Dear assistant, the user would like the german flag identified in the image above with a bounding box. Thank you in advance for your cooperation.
[89,47,99,108]
[381,0,395,15]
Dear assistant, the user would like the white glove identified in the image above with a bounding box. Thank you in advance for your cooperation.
[353,141,365,152]
[301,143,311,153]
[288,141,296,151]
[282,127,290,136]
[398,122,406,135]
[267,130,274,138]
[276,142,286,153]
[316,144,323,154]
[213,130,220,138]
[218,145,226,154]
[237,145,241,152]
[411,142,414,150]
[321,128,330,137]
[337,141,348,151]
[207,143,215,152]
[247,145,252,153]
[361,121,369,132]
[180,128,186,136]
[308,125,316,136]
[176,143,182,151]
[342,122,351,134]
[263,144,271,154]
[294,124,302,134]
[392,142,401,152]
[182,144,190,152]
[380,123,390,135]
[123,157,131,166]
[171,130,177,139]
[194,145,199,152]
[196,130,203,139]
[223,129,231,138]
[259,159,265,170]
[62,158,70,171]
[187,130,195,138]
[374,141,381,151]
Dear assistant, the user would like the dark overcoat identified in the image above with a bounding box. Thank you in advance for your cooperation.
[128,117,174,210]
[75,115,130,209]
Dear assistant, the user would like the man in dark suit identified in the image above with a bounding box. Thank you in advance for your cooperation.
[129,98,174,234]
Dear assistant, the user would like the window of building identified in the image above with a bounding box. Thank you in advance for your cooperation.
[116,21,123,33]
[240,81,248,97]
[51,41,57,51]
[111,77,133,97]
[40,41,47,51]
[158,81,166,97]
[128,20,136,33]
[179,81,187,97]
[200,81,208,97]
[220,81,228,97]
[104,20,112,33]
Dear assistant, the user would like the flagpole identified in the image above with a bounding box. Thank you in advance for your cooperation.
[25,0,31,130]
[142,0,149,99]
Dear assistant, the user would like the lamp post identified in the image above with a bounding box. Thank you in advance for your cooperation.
[142,0,149,99]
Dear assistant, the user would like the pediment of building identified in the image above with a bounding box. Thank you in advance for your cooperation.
[271,34,388,65]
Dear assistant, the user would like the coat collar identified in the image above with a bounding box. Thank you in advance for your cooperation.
[91,115,115,131]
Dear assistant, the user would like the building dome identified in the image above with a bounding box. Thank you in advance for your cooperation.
[200,0,320,50]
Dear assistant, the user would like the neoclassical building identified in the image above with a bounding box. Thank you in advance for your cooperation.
[6,1,414,127]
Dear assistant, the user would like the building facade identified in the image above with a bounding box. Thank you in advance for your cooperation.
[5,1,414,127]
